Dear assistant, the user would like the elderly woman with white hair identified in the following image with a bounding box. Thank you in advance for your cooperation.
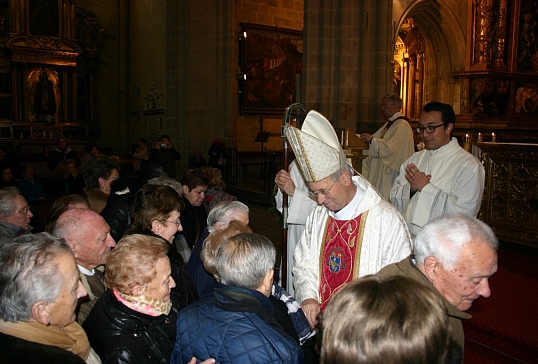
[0,233,100,363]
[186,200,249,298]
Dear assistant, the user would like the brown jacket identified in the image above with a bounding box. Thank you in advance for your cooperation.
[377,255,471,349]
[77,268,106,325]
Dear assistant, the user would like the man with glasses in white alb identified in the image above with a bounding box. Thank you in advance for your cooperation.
[391,102,485,238]
[0,186,34,245]
[284,110,412,330]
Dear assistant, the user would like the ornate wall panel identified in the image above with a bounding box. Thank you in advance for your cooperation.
[476,142,538,247]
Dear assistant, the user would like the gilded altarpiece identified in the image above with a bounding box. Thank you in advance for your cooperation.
[454,0,538,138]
[0,0,103,145]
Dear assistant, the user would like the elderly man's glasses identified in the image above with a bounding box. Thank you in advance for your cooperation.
[309,174,341,199]
[415,123,445,134]
[15,206,30,215]
[160,219,181,227]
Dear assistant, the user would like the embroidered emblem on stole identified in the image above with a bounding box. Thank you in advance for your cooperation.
[318,212,368,311]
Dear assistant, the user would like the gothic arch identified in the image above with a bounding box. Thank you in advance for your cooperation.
[394,0,467,109]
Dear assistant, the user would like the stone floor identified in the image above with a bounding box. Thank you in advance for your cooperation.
[227,173,287,282]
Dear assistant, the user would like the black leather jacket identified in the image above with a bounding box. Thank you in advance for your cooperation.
[83,290,175,364]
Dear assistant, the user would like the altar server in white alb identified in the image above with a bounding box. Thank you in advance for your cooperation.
[359,93,414,200]
[284,110,412,329]
[390,102,485,238]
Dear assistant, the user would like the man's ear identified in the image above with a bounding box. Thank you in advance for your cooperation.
[342,169,352,186]
[262,269,274,292]
[422,256,440,280]
[31,301,50,325]
[446,123,454,134]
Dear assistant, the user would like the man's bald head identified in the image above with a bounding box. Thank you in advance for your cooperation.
[52,209,116,270]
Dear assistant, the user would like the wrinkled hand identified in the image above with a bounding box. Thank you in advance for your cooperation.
[188,358,215,364]
[301,298,320,329]
[275,169,296,196]
[359,133,373,144]
[405,163,431,192]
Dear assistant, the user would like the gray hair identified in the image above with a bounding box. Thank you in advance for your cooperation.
[0,187,21,218]
[382,93,403,109]
[207,201,249,233]
[329,162,353,181]
[414,215,499,270]
[0,232,72,322]
[216,233,275,289]
[147,176,183,196]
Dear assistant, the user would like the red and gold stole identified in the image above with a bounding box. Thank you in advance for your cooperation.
[318,211,368,311]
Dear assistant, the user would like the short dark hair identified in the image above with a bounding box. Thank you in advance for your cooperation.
[423,102,456,127]
[138,137,147,145]
[131,184,184,231]
[160,134,170,140]
[181,169,209,190]
[82,155,119,189]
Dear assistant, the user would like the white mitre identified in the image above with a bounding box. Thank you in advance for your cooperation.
[284,110,347,183]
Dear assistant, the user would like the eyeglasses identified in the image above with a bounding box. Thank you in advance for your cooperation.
[309,174,341,199]
[160,219,181,227]
[15,206,30,214]
[415,123,445,134]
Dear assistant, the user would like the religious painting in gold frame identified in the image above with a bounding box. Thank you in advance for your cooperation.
[239,23,303,115]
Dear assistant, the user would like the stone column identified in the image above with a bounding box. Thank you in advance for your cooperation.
[303,0,393,134]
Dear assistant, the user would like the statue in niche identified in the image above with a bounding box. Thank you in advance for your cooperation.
[143,83,164,111]
[29,69,59,124]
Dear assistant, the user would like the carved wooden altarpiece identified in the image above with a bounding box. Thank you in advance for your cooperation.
[0,0,103,143]
[453,0,538,143]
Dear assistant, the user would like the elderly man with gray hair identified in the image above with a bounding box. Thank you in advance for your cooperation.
[377,214,498,349]
[0,233,100,363]
[172,232,303,364]
[52,209,116,324]
[0,186,34,245]
[186,200,249,298]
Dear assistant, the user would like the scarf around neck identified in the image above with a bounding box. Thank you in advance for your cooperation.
[114,289,172,316]
[0,320,91,360]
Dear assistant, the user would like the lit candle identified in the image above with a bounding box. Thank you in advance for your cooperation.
[465,133,469,142]
[492,133,496,142]
[478,133,482,142]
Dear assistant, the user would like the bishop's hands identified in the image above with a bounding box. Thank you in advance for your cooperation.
[275,169,296,196]
[405,163,431,192]
[301,298,320,329]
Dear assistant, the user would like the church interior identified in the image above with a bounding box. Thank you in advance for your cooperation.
[0,0,538,362]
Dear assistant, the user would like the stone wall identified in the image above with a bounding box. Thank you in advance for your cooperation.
[129,0,167,152]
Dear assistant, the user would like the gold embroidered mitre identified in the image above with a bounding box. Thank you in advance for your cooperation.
[284,110,347,182]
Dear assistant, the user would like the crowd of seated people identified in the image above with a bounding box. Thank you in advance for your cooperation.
[0,133,496,364]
